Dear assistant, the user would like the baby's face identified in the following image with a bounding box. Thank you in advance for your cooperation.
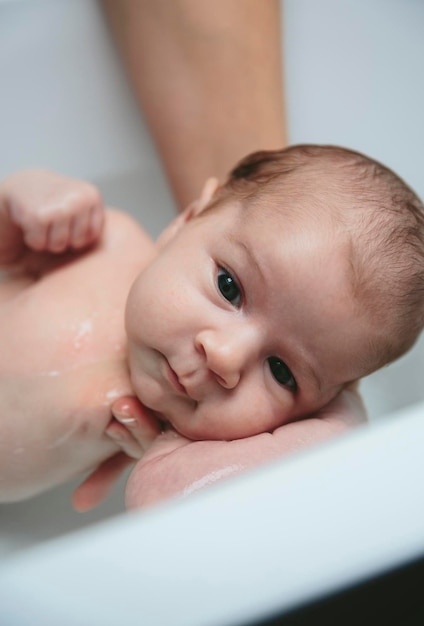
[126,200,374,441]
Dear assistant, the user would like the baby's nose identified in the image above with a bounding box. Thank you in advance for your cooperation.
[195,327,258,389]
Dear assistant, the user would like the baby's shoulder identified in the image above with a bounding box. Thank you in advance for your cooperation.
[92,208,157,270]
[103,208,154,250]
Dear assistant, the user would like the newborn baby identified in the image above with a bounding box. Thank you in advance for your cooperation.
[1,145,423,507]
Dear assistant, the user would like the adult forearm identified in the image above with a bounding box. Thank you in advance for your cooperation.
[102,0,287,209]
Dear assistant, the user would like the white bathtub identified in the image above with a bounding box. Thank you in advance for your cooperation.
[1,0,424,623]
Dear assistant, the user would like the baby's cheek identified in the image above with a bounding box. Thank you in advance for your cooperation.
[287,387,338,425]
[230,389,294,436]
[192,393,281,440]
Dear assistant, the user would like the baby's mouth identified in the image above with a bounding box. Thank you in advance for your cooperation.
[164,358,188,396]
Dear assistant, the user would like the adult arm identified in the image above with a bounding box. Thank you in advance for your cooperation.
[101,0,287,209]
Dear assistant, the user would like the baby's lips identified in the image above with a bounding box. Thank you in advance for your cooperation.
[111,396,161,440]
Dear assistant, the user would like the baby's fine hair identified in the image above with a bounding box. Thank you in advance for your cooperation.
[215,144,424,371]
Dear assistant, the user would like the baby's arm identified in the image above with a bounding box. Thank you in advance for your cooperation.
[0,169,103,268]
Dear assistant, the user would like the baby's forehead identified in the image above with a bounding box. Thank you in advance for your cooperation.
[212,185,366,286]
[229,187,344,239]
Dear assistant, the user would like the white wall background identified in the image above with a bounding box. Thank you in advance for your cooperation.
[0,0,423,554]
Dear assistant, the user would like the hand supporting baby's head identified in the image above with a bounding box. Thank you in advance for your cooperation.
[125,144,424,442]
[76,144,424,512]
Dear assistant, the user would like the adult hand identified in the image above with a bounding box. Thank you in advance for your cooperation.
[125,384,367,508]
[73,385,367,511]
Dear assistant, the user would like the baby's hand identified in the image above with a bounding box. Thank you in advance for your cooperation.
[106,397,162,459]
[72,397,161,512]
[1,169,103,254]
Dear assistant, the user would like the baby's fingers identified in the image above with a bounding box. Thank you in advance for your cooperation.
[70,200,104,250]
[111,397,162,451]
[47,215,72,253]
[7,171,104,254]
[22,222,49,251]
[106,420,145,460]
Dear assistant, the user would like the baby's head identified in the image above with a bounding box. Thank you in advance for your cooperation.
[126,144,424,441]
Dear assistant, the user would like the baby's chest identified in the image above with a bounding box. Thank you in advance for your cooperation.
[0,337,132,465]
[1,209,153,376]
[0,255,132,377]
[0,252,136,435]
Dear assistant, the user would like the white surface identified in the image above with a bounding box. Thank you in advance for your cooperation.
[1,401,424,626]
[0,1,424,619]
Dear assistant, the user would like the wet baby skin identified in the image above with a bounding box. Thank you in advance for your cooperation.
[0,171,159,501]
[0,168,369,509]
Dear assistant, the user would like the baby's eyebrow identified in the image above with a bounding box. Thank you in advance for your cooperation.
[226,235,265,283]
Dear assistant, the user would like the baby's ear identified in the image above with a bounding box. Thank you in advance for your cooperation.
[156,177,219,249]
[193,177,220,215]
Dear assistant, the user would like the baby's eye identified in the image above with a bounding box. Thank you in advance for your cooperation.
[217,267,242,307]
[268,357,297,391]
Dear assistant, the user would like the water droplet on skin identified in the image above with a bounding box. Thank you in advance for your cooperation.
[181,465,243,497]
[72,319,93,351]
